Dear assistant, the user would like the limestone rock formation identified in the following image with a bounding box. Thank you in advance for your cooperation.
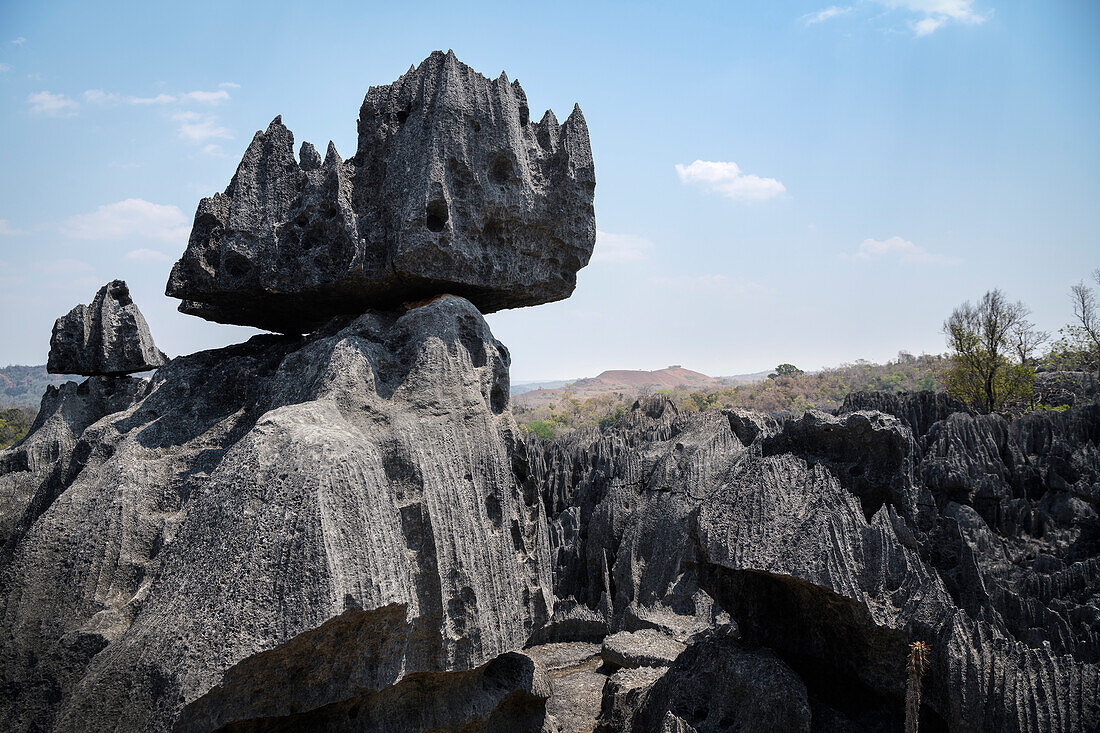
[47,280,168,375]
[0,296,553,732]
[525,393,1100,732]
[166,50,596,333]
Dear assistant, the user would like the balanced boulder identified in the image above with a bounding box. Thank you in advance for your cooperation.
[47,280,167,376]
[166,50,596,333]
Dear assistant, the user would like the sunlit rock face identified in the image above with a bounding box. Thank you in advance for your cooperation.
[0,296,554,733]
[166,50,596,334]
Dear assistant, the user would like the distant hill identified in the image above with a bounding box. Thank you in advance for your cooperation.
[0,365,75,408]
[514,365,725,408]
[511,379,574,395]
[719,370,773,384]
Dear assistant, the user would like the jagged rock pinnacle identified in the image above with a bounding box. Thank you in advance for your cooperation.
[166,51,596,333]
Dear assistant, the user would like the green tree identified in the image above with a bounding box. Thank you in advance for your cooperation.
[524,420,556,440]
[0,407,34,448]
[768,363,803,379]
[943,289,1037,413]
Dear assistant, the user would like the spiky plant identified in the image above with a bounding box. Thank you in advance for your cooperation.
[905,641,930,733]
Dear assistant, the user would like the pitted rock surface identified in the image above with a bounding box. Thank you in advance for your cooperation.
[166,50,595,333]
[47,280,168,375]
[0,296,553,733]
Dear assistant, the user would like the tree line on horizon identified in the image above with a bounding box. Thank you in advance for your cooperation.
[518,269,1100,439]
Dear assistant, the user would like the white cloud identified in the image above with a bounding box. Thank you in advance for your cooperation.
[802,6,852,25]
[26,91,78,116]
[83,89,178,106]
[590,231,655,264]
[181,89,230,104]
[60,199,190,245]
[675,160,786,202]
[12,37,26,46]
[874,0,988,35]
[0,62,11,73]
[174,111,233,144]
[219,81,240,89]
[125,248,172,263]
[0,220,24,235]
[83,89,121,104]
[128,93,176,105]
[844,236,960,264]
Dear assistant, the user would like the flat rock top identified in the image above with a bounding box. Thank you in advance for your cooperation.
[166,50,596,333]
[601,629,687,669]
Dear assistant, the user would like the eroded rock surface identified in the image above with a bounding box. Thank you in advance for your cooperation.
[0,296,552,733]
[48,280,168,375]
[525,393,1100,732]
[166,50,596,333]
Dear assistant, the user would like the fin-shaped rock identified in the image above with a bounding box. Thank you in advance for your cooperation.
[47,280,167,376]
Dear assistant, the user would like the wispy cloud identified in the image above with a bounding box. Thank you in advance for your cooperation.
[873,0,989,36]
[675,160,786,202]
[0,62,11,73]
[590,231,655,264]
[801,6,852,25]
[174,111,233,145]
[181,89,230,104]
[60,198,190,245]
[219,81,240,89]
[130,93,176,105]
[11,37,26,46]
[26,91,79,116]
[125,248,172,263]
[83,89,176,106]
[0,220,25,235]
[843,236,960,264]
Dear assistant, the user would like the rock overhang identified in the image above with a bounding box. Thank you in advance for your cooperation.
[166,50,596,334]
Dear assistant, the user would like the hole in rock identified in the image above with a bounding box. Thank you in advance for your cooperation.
[224,252,252,280]
[489,155,513,185]
[425,200,448,232]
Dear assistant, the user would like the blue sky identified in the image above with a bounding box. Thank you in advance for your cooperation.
[1,1,1097,380]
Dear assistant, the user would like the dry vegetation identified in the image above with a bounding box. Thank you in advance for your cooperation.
[515,352,945,439]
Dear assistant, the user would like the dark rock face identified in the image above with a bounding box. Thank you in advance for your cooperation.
[525,393,1100,732]
[47,280,168,375]
[166,50,596,333]
[0,296,552,733]
[177,606,554,733]
[629,638,811,733]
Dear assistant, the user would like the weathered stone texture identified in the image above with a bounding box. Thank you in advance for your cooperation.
[0,296,552,733]
[48,280,167,375]
[166,51,595,333]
